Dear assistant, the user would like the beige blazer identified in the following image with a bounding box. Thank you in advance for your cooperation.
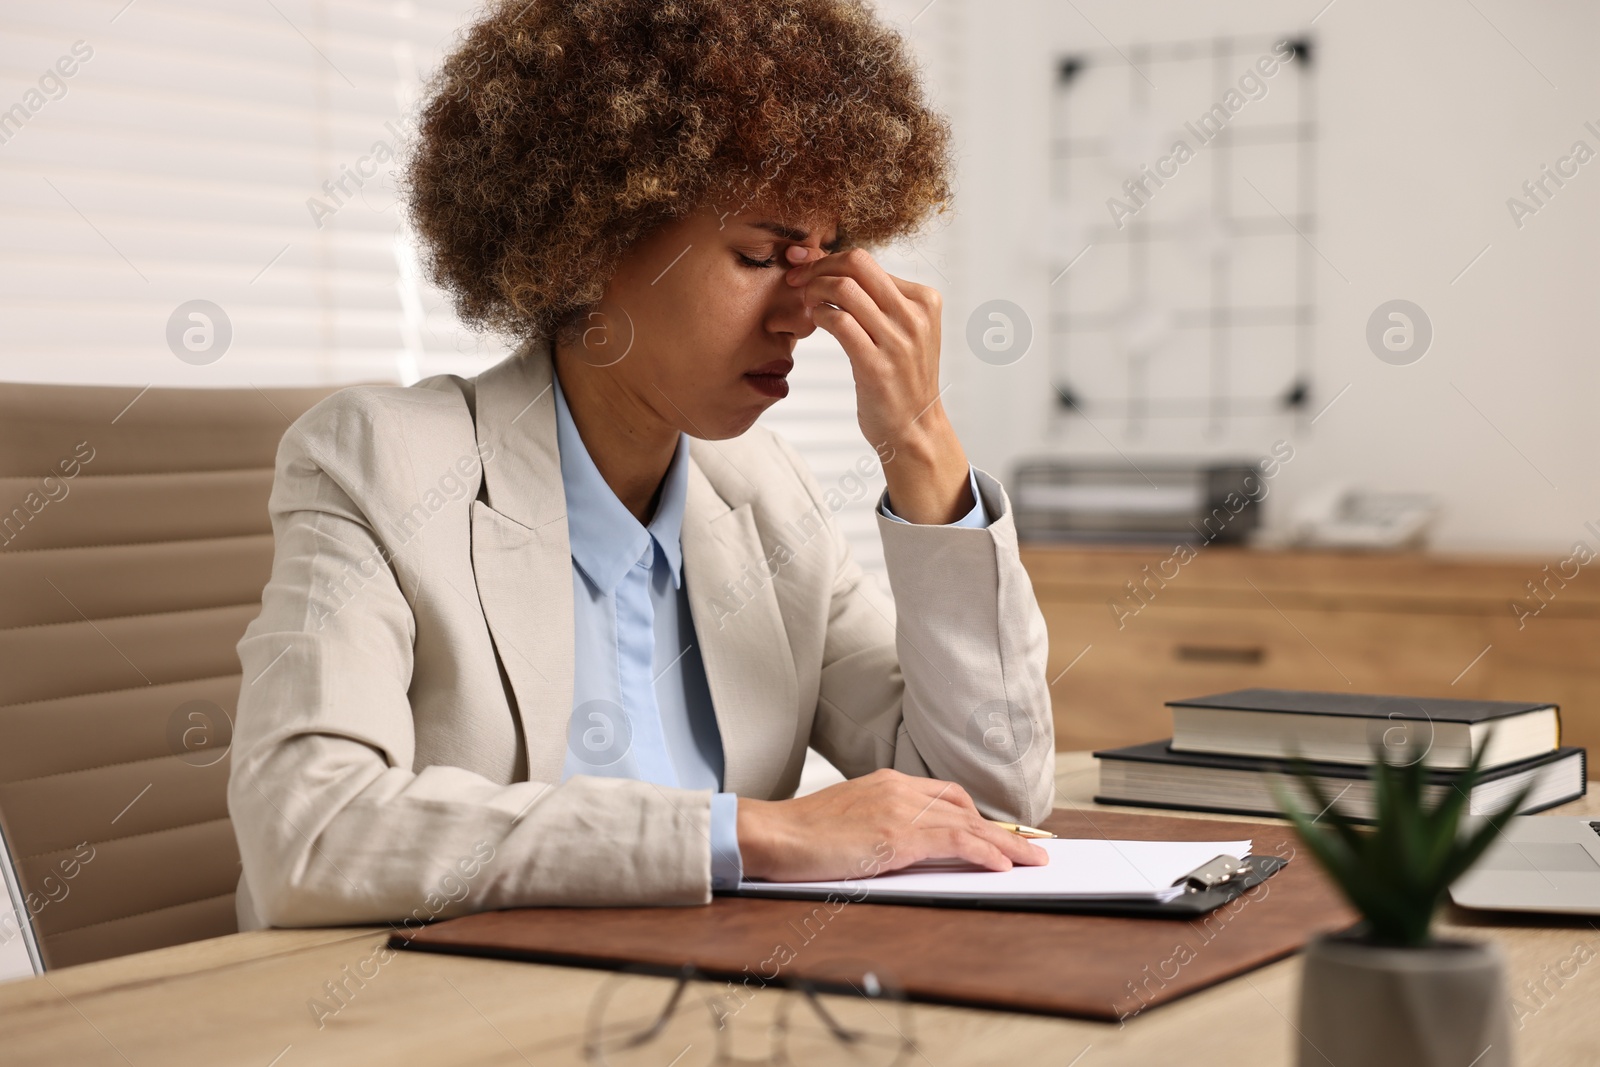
[228,337,1056,930]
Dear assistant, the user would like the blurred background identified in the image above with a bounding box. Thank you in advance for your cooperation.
[3,0,1598,974]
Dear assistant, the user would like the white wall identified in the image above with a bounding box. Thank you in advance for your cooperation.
[935,0,1600,555]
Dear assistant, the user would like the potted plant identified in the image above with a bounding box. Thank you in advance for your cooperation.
[1273,736,1532,1067]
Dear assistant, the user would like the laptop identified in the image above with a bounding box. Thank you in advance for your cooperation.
[1450,816,1600,915]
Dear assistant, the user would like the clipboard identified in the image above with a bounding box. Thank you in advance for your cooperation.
[723,851,1289,917]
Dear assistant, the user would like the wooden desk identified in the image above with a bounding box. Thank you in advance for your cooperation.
[3,754,1598,1066]
[1022,544,1600,757]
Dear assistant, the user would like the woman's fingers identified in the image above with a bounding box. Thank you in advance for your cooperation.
[899,806,1050,867]
[912,828,1014,872]
[875,769,979,810]
[740,770,1048,881]
[786,246,907,315]
[805,275,901,350]
[786,247,920,360]
[944,830,1013,872]
[883,777,979,819]
[868,773,1049,868]
[886,273,940,310]
[778,244,947,459]
[873,827,1006,874]
[872,772,1017,839]
[808,301,877,368]
[978,822,1051,865]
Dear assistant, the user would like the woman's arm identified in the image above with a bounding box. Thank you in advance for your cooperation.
[731,455,1056,881]
[228,395,719,927]
[730,245,1057,882]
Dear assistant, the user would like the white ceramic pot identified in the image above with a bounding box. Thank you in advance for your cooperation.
[1296,930,1511,1067]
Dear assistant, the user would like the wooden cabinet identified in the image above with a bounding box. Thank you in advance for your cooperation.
[1020,545,1600,756]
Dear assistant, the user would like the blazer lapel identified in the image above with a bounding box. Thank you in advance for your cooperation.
[468,338,574,784]
[466,336,801,796]
[681,457,801,797]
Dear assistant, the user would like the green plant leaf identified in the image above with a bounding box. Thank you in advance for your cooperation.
[1271,755,1422,944]
[1267,717,1541,948]
[1273,752,1367,856]
[1440,777,1538,889]
[1420,776,1475,885]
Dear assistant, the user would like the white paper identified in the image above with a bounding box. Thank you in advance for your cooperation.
[739,839,1253,902]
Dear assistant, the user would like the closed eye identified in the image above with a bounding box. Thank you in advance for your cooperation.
[736,251,780,269]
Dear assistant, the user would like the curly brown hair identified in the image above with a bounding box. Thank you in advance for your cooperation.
[401,0,955,346]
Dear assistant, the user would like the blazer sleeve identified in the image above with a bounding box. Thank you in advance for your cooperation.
[771,438,1057,825]
[228,397,717,929]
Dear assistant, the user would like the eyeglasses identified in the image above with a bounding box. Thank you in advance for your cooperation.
[583,959,917,1067]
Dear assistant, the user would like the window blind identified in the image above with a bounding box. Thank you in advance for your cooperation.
[0,0,492,389]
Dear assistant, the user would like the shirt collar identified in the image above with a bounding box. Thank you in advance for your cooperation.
[553,370,687,594]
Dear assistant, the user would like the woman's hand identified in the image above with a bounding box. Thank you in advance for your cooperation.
[783,245,976,525]
[735,767,1049,882]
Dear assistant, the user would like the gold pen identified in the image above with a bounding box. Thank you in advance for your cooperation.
[992,821,1057,839]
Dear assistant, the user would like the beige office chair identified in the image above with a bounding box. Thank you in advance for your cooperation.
[0,378,367,970]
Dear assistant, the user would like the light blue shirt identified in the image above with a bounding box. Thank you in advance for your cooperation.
[553,372,990,891]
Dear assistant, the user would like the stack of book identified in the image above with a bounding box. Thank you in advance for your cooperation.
[1094,688,1587,823]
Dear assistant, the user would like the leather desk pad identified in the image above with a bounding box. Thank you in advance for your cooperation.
[394,809,1357,1020]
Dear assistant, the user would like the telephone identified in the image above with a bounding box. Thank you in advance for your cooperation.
[1290,486,1436,550]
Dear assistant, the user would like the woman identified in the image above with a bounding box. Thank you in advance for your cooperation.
[228,0,1055,930]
